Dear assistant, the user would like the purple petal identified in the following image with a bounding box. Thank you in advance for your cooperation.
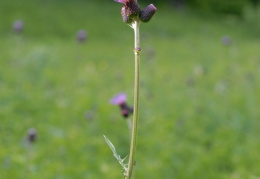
[110,93,127,105]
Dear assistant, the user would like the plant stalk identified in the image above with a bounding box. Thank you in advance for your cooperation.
[126,20,140,179]
[126,117,133,135]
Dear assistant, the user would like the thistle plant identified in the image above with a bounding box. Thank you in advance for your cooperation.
[104,0,156,178]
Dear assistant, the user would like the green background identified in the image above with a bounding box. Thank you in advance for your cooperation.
[1,0,260,178]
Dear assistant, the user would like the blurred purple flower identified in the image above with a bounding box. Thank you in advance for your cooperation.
[110,93,127,105]
[27,128,37,143]
[110,93,133,118]
[77,30,87,43]
[221,36,232,46]
[13,20,24,33]
[85,110,94,121]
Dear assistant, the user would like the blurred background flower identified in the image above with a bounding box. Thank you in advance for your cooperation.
[26,128,37,144]
[13,20,24,33]
[76,29,87,43]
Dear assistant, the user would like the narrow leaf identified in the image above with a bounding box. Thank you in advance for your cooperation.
[103,135,128,172]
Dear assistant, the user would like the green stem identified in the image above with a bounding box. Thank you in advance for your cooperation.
[126,20,140,179]
[126,117,133,135]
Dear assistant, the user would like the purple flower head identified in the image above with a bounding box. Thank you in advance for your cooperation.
[13,20,24,33]
[110,93,127,105]
[121,6,134,24]
[27,128,37,143]
[77,30,87,43]
[110,93,133,118]
[139,4,157,23]
[221,36,232,46]
[114,0,141,23]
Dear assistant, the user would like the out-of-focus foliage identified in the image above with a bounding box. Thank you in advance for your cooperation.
[250,0,260,6]
[186,0,249,15]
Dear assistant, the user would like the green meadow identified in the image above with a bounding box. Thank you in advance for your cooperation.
[1,0,260,178]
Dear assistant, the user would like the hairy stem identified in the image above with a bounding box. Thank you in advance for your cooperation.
[126,20,140,179]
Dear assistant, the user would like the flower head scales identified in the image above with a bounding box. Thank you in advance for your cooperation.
[114,0,141,23]
[139,4,157,23]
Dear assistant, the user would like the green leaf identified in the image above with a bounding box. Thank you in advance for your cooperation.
[103,135,128,174]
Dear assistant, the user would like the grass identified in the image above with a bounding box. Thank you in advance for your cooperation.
[1,0,260,178]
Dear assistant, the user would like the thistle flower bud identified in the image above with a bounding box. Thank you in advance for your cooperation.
[115,0,141,23]
[139,4,157,23]
[120,103,133,118]
[135,47,141,52]
[125,0,141,18]
[121,108,129,118]
[121,7,134,24]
